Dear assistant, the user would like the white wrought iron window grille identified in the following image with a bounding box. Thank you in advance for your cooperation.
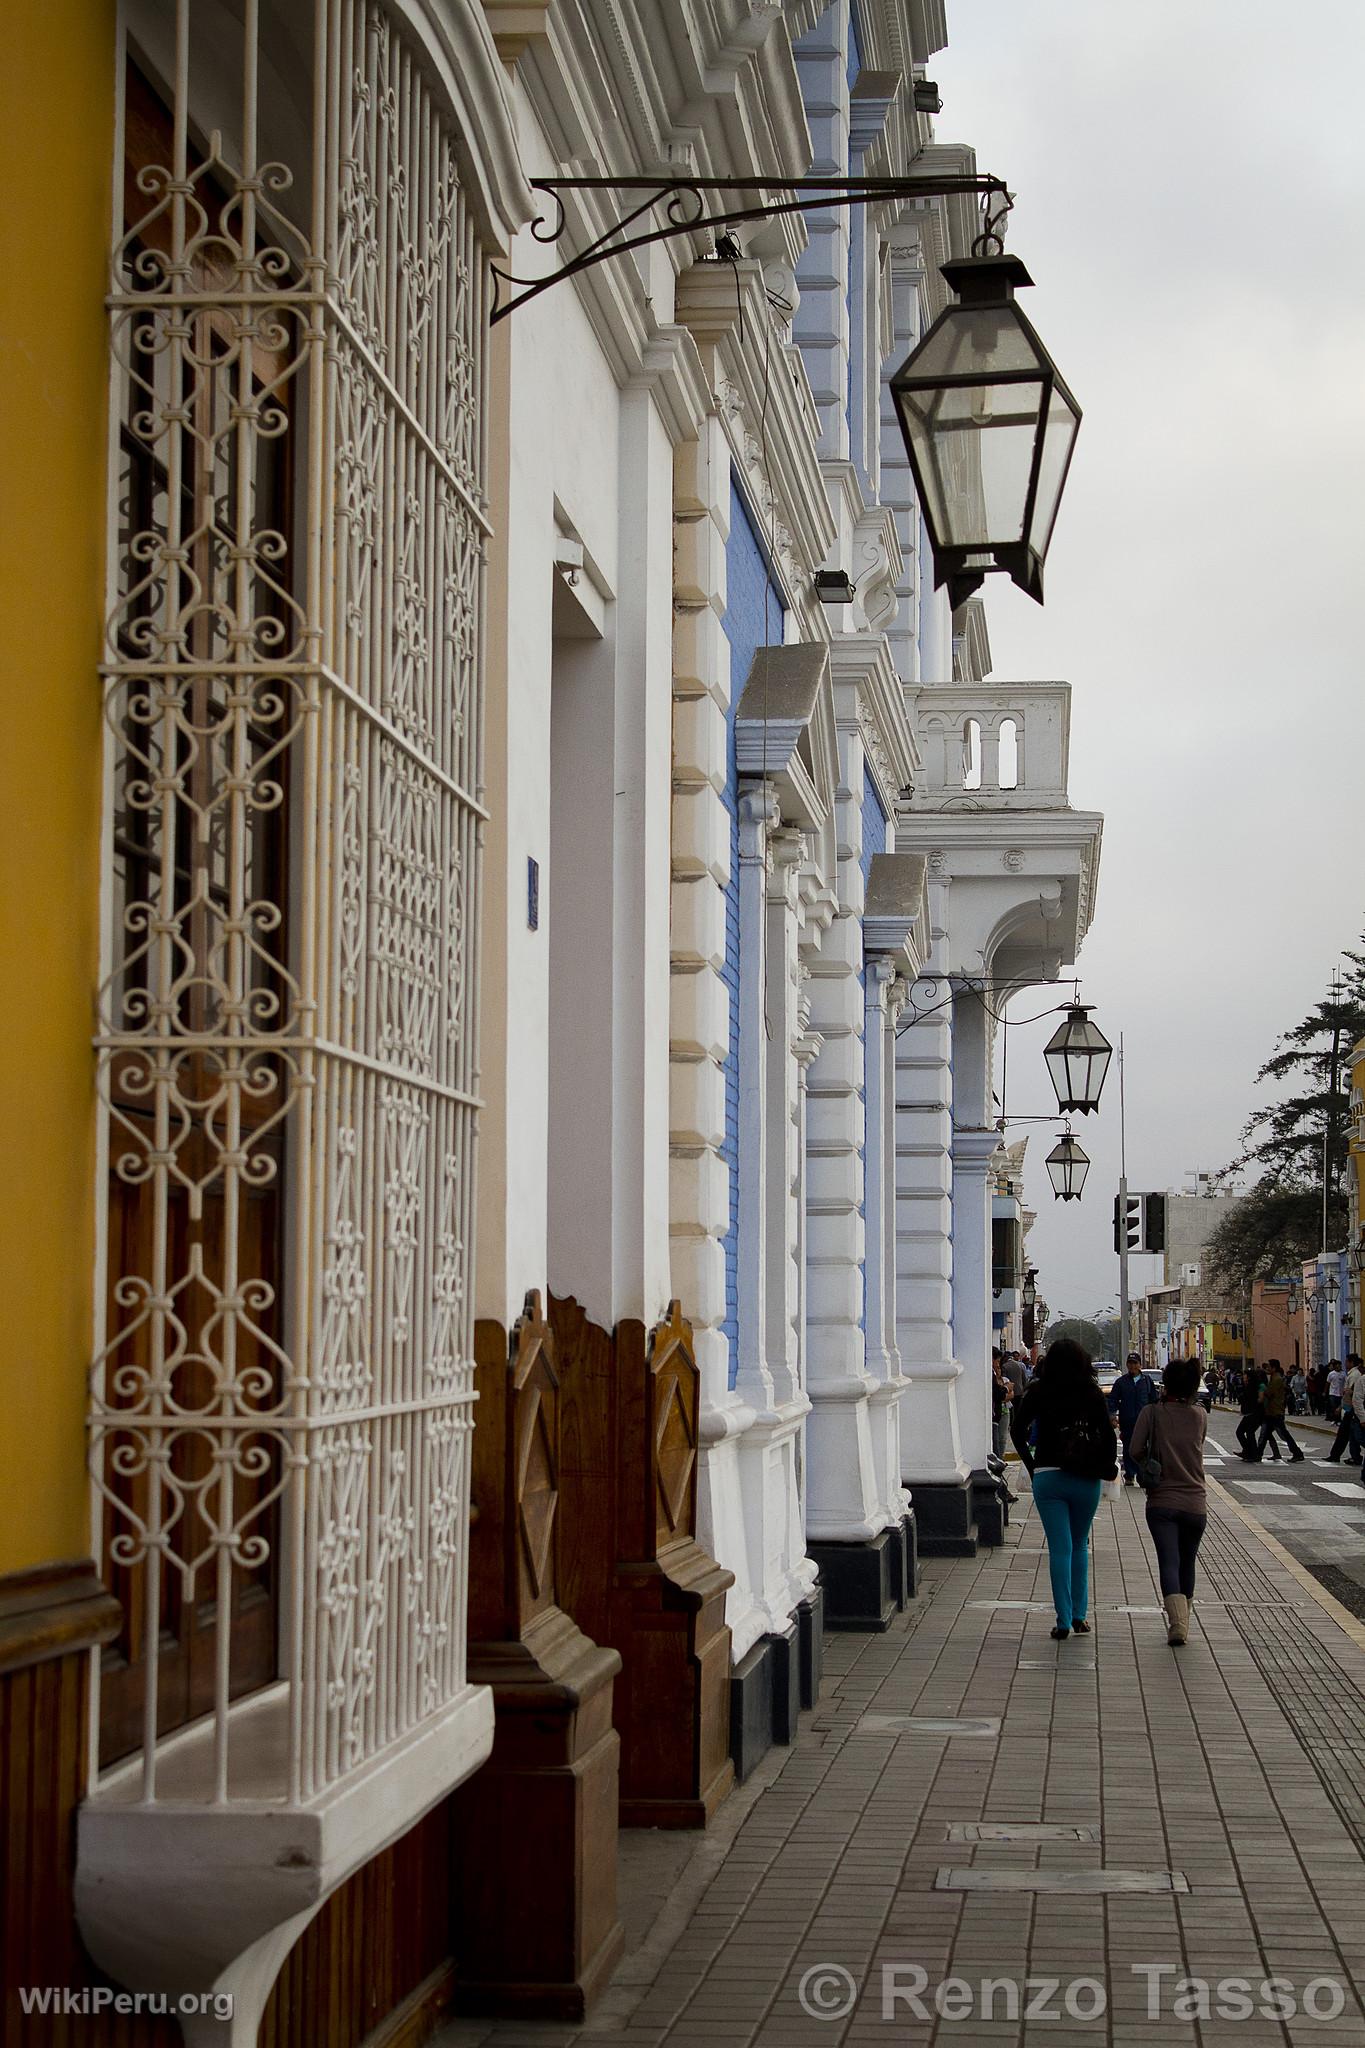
[92,0,490,1810]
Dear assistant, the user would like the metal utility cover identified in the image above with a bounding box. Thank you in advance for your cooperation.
[968,1600,1053,1612]
[945,1823,1100,1844]
[936,1868,1188,1895]
[1110,1605,1164,1616]
[1017,1657,1094,1671]
[860,1714,999,1737]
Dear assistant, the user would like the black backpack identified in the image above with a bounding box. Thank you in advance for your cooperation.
[1056,1402,1115,1482]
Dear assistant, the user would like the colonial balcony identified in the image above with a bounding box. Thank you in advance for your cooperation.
[910,681,1072,812]
[898,682,1101,986]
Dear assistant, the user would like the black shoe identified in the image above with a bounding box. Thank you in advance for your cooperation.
[1051,1625,1070,1640]
[1071,1618,1091,1634]
[1290,1454,1305,1463]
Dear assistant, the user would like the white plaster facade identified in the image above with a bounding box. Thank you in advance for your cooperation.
[477,0,1103,1666]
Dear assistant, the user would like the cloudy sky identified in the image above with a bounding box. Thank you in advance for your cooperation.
[934,1,1365,1325]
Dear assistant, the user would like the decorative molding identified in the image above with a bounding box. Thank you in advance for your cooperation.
[863,853,929,977]
[675,260,836,601]
[848,69,901,155]
[0,1561,121,1677]
[480,0,553,65]
[401,0,537,251]
[735,641,838,832]
[827,635,919,811]
[853,503,903,634]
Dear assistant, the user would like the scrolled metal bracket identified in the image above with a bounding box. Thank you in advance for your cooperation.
[490,172,1011,323]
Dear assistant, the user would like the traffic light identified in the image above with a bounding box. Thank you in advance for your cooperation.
[1144,1192,1166,1255]
[1113,1194,1141,1254]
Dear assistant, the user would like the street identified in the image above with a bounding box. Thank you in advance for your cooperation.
[1205,1410,1365,1617]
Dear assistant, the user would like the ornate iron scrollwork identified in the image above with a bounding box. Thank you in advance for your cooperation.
[491,172,1010,322]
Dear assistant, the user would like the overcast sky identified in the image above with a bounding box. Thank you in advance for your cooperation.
[933,1,1365,1326]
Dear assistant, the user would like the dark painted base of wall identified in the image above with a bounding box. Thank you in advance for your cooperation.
[807,1528,896,1633]
[730,1595,825,1780]
[971,1468,1009,1548]
[796,1588,823,1709]
[890,1511,918,1604]
[912,1479,978,1557]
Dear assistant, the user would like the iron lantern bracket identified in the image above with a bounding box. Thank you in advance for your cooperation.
[490,172,1011,324]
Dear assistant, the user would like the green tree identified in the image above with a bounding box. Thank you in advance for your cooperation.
[1204,1183,1321,1293]
[1237,937,1365,1211]
[1041,1317,1106,1357]
[1207,934,1365,1291]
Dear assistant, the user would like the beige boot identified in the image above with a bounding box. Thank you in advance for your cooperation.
[1164,1594,1189,1646]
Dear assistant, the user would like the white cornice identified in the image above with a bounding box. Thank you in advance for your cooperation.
[628,324,712,443]
[896,809,1103,976]
[864,852,929,978]
[735,642,839,835]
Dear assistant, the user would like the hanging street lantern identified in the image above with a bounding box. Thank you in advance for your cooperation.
[1326,1270,1341,1306]
[888,252,1081,611]
[1350,1236,1365,1278]
[1045,1130,1090,1203]
[1286,1281,1300,1318]
[1042,1003,1113,1117]
[1021,1269,1038,1311]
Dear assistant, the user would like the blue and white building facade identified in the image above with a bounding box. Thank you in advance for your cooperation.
[484,0,1104,1762]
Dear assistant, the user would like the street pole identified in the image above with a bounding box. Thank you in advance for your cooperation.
[1118,1034,1130,1362]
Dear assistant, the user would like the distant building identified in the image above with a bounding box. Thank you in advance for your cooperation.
[1161,1189,1242,1292]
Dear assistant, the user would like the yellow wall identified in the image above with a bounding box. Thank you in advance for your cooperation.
[0,4,115,1573]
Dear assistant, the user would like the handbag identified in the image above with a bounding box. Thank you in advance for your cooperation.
[1135,1405,1164,1492]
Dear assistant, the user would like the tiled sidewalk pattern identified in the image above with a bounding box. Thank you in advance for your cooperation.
[439,1483,1365,2048]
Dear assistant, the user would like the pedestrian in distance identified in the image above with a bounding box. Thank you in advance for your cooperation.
[1326,1360,1346,1424]
[1327,1355,1365,1464]
[1256,1359,1304,1463]
[1010,1337,1118,1640]
[1108,1350,1157,1486]
[990,1348,1010,1460]
[1235,1367,1267,1460]
[1130,1358,1207,1646]
[1289,1365,1308,1416]
[1001,1349,1029,1401]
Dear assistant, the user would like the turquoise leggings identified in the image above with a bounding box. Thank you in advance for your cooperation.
[1031,1470,1102,1628]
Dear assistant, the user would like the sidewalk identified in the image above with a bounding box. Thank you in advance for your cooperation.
[438,1479,1365,2048]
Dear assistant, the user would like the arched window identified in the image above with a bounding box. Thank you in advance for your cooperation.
[94,0,492,1804]
[998,717,1019,791]
[962,717,982,790]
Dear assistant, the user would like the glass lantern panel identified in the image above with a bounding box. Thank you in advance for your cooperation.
[900,304,1048,383]
[899,378,1044,547]
[1030,382,1082,556]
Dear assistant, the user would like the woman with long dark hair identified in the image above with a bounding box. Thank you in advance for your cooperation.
[1010,1338,1118,1639]
[1129,1358,1207,1646]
